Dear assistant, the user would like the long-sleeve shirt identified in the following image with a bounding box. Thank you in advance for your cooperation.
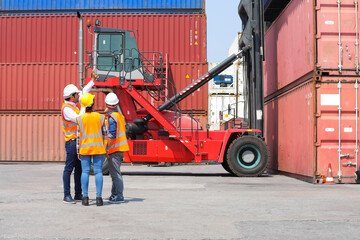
[76,113,108,155]
[107,109,118,139]
[62,80,95,123]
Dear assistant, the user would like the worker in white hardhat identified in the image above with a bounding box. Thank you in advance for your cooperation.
[61,68,98,204]
[104,92,129,204]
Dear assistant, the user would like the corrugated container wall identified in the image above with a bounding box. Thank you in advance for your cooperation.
[0,14,207,64]
[0,0,204,12]
[0,63,107,111]
[0,2,209,162]
[0,114,66,161]
[264,0,360,182]
[208,95,245,131]
[264,0,360,99]
[265,77,360,183]
[0,14,208,112]
[264,0,314,98]
[0,63,208,112]
[168,63,208,114]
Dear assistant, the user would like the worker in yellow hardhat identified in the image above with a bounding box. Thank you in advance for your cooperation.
[61,68,98,204]
[104,92,129,204]
[76,93,108,206]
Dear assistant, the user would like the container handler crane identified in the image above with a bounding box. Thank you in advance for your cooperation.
[78,0,269,177]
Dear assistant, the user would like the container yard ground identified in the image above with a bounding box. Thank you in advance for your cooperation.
[1,164,360,240]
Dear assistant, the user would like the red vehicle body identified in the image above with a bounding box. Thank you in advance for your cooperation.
[85,77,261,165]
[81,15,269,176]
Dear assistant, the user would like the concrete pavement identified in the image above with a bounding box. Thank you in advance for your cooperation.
[1,163,360,239]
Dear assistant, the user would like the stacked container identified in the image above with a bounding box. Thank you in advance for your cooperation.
[264,0,360,183]
[0,0,207,162]
[208,33,245,130]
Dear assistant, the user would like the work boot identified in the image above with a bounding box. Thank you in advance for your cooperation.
[109,196,125,204]
[74,194,83,201]
[96,197,103,206]
[82,196,89,206]
[63,195,76,204]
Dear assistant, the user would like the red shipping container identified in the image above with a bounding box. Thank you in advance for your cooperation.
[0,62,209,113]
[167,63,208,113]
[0,112,209,162]
[0,14,206,64]
[140,62,208,114]
[0,114,66,162]
[264,0,360,99]
[265,76,360,183]
[0,63,106,111]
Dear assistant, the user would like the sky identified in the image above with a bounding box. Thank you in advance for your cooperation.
[206,0,242,63]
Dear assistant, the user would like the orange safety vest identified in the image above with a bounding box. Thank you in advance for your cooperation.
[61,102,81,142]
[107,112,129,154]
[77,112,106,155]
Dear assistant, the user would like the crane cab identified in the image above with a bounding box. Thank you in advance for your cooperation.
[91,26,144,82]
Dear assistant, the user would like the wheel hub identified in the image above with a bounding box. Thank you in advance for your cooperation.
[242,150,255,163]
[237,145,261,169]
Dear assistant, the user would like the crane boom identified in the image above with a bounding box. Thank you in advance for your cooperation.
[143,48,248,122]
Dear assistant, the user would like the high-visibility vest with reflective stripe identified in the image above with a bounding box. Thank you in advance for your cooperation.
[77,112,106,155]
[61,102,80,142]
[108,112,129,154]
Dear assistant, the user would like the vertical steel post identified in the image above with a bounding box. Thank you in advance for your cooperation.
[338,0,343,73]
[78,12,84,89]
[355,0,359,73]
[254,0,265,135]
[338,80,342,181]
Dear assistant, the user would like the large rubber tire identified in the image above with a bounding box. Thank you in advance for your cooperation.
[221,158,233,175]
[90,158,110,175]
[225,136,269,177]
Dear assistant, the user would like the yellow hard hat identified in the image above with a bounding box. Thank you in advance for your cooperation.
[80,93,95,108]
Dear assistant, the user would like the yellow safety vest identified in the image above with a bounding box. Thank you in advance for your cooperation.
[61,102,80,142]
[77,112,106,155]
[108,112,129,154]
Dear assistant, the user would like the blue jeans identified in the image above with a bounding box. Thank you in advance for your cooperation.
[80,154,104,197]
[63,140,82,197]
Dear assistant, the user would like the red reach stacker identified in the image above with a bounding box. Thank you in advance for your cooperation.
[78,0,269,176]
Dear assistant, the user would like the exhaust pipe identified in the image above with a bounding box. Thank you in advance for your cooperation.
[77,11,84,89]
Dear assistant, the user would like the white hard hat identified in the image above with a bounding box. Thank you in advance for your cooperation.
[105,92,119,105]
[63,84,81,98]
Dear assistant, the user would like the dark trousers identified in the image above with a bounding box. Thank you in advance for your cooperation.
[108,152,124,197]
[63,140,82,197]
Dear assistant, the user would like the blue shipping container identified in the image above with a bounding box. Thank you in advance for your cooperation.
[0,0,204,12]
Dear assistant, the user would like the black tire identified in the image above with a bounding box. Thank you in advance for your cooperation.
[90,158,110,175]
[221,158,233,175]
[225,136,269,177]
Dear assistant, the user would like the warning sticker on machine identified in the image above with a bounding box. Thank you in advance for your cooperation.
[256,110,263,120]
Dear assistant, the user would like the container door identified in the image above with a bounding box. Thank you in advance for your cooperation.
[316,0,360,74]
[316,78,359,182]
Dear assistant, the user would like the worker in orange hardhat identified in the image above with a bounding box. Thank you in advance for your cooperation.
[61,69,97,204]
[104,92,129,204]
[76,93,108,206]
